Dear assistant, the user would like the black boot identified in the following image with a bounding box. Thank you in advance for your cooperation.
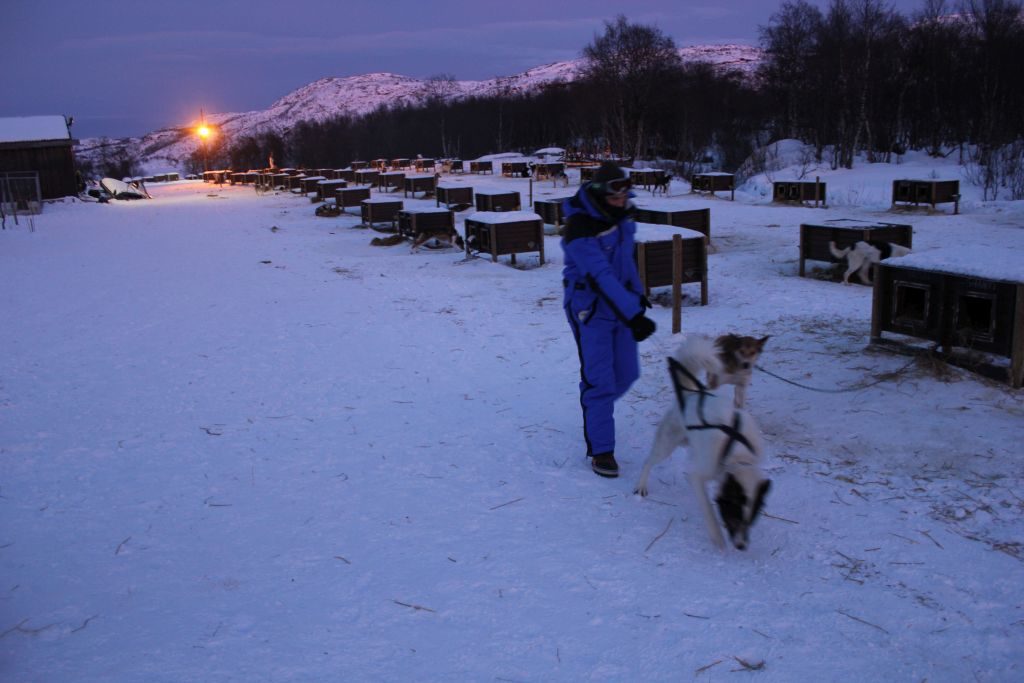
[590,452,619,478]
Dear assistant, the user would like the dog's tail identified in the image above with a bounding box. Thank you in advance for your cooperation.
[828,241,851,259]
[672,335,724,385]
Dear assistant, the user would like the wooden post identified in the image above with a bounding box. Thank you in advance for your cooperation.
[814,176,821,208]
[637,242,649,295]
[870,264,885,342]
[798,224,806,277]
[537,220,545,266]
[489,224,498,263]
[672,234,682,334]
[1011,284,1024,388]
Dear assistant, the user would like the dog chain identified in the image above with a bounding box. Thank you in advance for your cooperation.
[754,356,919,393]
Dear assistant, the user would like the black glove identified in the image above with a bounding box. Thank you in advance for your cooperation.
[628,313,656,342]
[639,294,652,310]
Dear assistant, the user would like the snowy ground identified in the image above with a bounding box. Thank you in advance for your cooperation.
[2,153,1023,681]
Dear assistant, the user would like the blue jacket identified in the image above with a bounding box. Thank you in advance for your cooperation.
[561,185,645,324]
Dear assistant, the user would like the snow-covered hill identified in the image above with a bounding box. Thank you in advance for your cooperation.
[75,44,762,174]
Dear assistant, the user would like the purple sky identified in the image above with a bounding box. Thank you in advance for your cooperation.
[2,0,927,139]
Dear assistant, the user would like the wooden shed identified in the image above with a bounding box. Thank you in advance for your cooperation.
[0,115,77,201]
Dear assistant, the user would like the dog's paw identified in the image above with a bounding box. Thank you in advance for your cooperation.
[633,485,649,497]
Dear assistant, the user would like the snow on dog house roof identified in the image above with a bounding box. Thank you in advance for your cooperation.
[0,115,72,145]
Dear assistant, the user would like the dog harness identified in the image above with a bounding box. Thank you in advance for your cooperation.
[667,357,755,465]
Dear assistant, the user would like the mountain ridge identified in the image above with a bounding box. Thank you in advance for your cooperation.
[76,44,762,172]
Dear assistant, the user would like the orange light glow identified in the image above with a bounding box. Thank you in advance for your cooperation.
[197,125,211,139]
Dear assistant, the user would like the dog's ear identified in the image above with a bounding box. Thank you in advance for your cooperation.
[757,335,770,349]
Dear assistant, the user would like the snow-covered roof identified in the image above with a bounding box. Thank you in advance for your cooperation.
[0,115,71,144]
[886,246,1024,283]
[635,223,706,242]
[465,210,541,223]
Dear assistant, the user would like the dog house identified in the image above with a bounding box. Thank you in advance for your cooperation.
[533,198,570,232]
[349,161,368,170]
[469,160,493,174]
[501,161,529,177]
[891,179,960,214]
[299,175,326,194]
[579,165,600,183]
[445,159,464,174]
[403,174,437,198]
[634,225,708,334]
[316,179,347,202]
[378,172,405,192]
[633,202,711,241]
[626,168,664,191]
[355,169,380,186]
[360,198,403,229]
[799,219,913,279]
[335,186,372,212]
[390,158,410,170]
[464,211,545,266]
[475,190,521,212]
[397,208,456,243]
[338,169,356,183]
[413,158,435,172]
[436,185,473,208]
[691,173,735,200]
[871,247,1024,387]
[773,180,826,206]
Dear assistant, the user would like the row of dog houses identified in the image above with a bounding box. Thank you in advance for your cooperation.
[210,169,1010,385]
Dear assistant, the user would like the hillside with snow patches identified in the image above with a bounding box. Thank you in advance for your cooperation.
[74,45,762,173]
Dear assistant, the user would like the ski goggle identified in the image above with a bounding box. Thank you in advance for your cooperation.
[597,177,632,196]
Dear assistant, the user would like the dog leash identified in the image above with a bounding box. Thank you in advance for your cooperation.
[754,355,919,393]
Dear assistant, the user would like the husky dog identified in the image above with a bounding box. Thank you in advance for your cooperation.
[828,240,911,285]
[651,172,673,195]
[708,334,770,408]
[634,335,772,551]
[410,227,465,252]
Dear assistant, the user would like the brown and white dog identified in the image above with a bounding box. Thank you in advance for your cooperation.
[634,335,771,551]
[829,240,911,285]
[410,228,465,252]
[708,334,770,408]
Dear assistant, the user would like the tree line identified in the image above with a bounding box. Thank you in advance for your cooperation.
[182,1,1022,197]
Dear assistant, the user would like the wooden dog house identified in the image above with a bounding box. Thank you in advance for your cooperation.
[891,179,960,214]
[436,185,473,208]
[469,161,493,174]
[634,224,709,334]
[403,174,437,198]
[773,179,826,207]
[335,186,372,212]
[464,211,545,266]
[799,219,913,279]
[691,173,735,200]
[633,202,711,241]
[397,208,457,245]
[360,198,403,229]
[871,247,1024,387]
[317,179,348,202]
[475,190,521,212]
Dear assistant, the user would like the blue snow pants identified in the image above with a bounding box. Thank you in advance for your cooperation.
[565,292,640,456]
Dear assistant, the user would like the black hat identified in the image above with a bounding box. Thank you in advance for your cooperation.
[591,162,631,196]
[594,161,626,184]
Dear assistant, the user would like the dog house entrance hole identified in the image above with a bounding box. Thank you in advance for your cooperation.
[892,281,930,327]
[954,291,997,345]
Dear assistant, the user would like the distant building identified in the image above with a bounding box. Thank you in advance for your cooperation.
[0,115,78,200]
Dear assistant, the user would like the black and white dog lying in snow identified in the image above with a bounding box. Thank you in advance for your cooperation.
[828,240,911,285]
[634,335,771,551]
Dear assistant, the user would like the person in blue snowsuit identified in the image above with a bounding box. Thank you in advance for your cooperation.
[561,162,657,478]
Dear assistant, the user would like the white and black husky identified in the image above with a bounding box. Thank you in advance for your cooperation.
[828,240,911,285]
[634,336,771,551]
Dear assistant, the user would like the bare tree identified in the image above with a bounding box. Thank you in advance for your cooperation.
[579,15,682,161]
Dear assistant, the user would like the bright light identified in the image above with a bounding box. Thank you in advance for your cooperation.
[197,125,211,139]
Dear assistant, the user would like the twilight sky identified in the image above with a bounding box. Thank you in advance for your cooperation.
[2,0,927,139]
